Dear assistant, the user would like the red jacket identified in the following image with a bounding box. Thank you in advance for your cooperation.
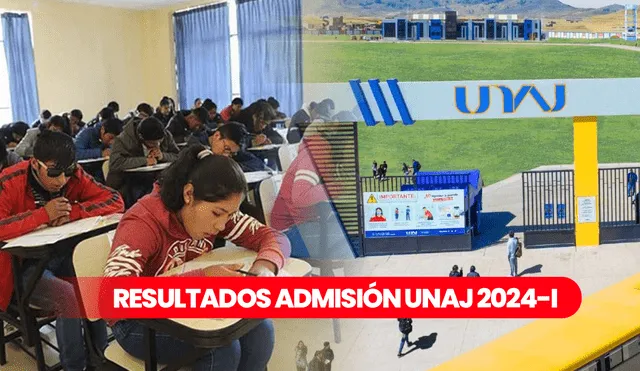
[0,161,125,311]
[220,105,234,122]
[104,187,291,278]
[270,136,339,231]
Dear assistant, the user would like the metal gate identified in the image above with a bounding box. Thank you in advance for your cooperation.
[599,167,640,244]
[522,170,575,247]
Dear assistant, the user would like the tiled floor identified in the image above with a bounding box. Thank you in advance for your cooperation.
[3,165,640,370]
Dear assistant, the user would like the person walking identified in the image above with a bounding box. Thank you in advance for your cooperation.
[295,341,308,371]
[507,231,519,277]
[397,318,414,357]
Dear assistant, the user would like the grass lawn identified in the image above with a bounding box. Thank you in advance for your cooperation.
[547,38,639,47]
[302,41,640,184]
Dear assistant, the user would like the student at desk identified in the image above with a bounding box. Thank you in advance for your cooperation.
[0,138,22,172]
[75,118,123,160]
[15,115,68,158]
[107,117,178,206]
[166,106,209,146]
[0,131,125,371]
[104,145,290,370]
[0,121,29,148]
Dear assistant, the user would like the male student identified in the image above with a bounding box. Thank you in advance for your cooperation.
[221,97,244,122]
[107,117,179,206]
[0,121,29,148]
[15,115,67,158]
[31,109,52,128]
[67,109,85,137]
[0,130,124,371]
[107,101,120,118]
[165,106,209,146]
[75,118,123,160]
[207,122,247,157]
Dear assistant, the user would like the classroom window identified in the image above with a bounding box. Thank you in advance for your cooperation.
[0,33,13,124]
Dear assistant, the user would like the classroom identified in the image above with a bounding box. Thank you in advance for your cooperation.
[0,0,339,369]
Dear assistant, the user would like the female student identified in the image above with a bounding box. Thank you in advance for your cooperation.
[104,145,291,370]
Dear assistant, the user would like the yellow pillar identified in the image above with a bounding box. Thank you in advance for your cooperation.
[573,116,599,247]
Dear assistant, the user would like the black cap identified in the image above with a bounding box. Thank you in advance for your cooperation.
[137,117,165,141]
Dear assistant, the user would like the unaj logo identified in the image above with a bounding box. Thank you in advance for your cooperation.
[455,84,566,115]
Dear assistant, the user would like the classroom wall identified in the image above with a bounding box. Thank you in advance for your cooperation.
[0,0,145,119]
[139,0,226,109]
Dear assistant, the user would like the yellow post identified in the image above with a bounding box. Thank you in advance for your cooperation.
[573,116,599,247]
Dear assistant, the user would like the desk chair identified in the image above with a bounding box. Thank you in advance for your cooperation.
[0,301,60,370]
[258,174,284,227]
[74,234,170,371]
[277,144,299,173]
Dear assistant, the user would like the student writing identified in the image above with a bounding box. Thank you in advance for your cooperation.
[104,145,291,370]
[0,131,124,371]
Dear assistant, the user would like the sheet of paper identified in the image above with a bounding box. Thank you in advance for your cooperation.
[2,216,102,249]
[244,171,272,184]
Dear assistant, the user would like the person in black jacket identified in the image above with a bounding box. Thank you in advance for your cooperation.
[0,121,29,148]
[201,99,224,130]
[398,318,414,357]
[31,109,52,128]
[165,107,209,146]
[467,265,480,277]
[67,109,85,137]
[449,265,463,277]
[267,96,287,119]
[154,96,175,125]
[232,101,283,147]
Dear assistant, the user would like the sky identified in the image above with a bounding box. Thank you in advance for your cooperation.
[560,0,626,8]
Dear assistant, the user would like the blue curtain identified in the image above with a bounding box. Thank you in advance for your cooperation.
[174,4,231,110]
[237,0,302,116]
[1,13,39,123]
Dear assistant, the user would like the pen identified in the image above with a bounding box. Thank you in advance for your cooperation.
[236,269,258,276]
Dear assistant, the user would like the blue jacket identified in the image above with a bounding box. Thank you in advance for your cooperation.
[75,123,105,160]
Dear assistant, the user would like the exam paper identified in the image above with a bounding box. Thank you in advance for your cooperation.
[2,216,103,249]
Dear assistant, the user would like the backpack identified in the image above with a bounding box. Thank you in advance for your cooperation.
[516,239,523,258]
[416,162,422,171]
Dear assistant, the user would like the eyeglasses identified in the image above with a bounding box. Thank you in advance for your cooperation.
[221,138,237,156]
[37,160,76,178]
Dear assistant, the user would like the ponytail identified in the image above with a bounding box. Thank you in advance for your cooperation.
[159,144,247,211]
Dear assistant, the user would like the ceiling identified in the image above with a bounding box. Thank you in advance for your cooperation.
[60,0,194,10]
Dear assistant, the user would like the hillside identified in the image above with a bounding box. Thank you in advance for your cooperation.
[303,0,624,18]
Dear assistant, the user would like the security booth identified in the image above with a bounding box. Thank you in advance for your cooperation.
[304,77,640,253]
[359,171,483,256]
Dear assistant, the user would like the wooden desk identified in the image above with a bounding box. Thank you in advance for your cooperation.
[0,214,122,370]
[124,162,171,173]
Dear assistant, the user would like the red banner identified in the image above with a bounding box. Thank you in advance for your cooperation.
[73,277,582,319]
